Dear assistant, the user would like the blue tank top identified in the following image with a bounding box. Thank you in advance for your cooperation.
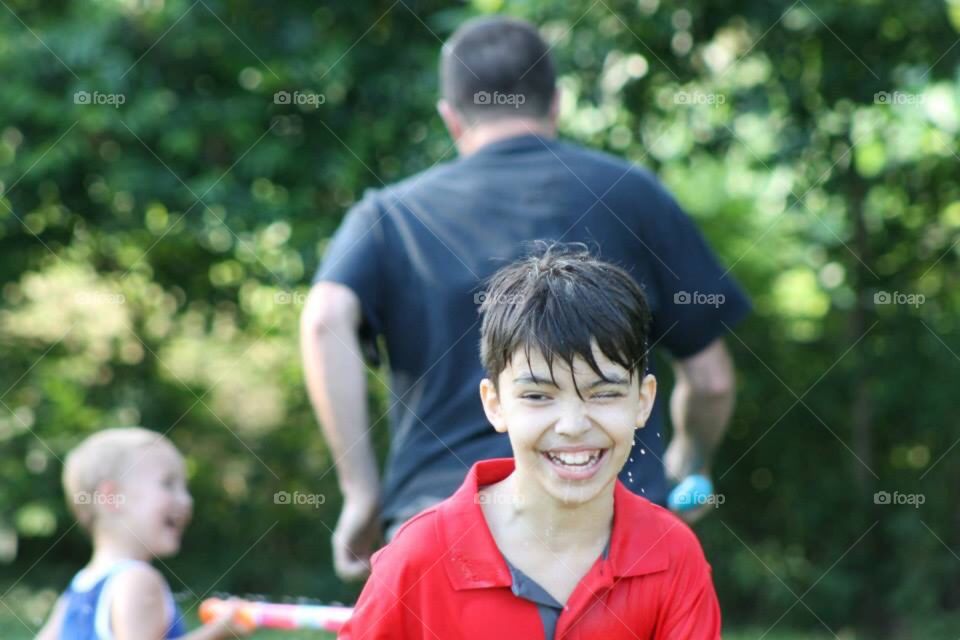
[59,560,187,639]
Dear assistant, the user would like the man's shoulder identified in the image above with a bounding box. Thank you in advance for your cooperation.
[366,139,664,211]
[553,138,661,187]
[335,157,462,237]
[375,158,463,206]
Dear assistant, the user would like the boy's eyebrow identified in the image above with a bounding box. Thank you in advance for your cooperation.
[592,374,629,386]
[513,373,556,386]
[513,373,629,387]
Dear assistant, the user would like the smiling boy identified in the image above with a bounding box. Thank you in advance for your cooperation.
[36,427,250,640]
[338,243,721,639]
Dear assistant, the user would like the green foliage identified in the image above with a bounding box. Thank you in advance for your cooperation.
[1,0,958,636]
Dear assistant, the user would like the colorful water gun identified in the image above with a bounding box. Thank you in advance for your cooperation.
[200,597,353,632]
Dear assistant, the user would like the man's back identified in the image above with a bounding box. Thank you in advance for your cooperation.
[316,133,750,525]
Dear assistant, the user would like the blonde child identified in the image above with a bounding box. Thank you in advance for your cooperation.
[36,427,251,640]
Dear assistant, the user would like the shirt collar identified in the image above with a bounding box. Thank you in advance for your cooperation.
[438,458,670,591]
[468,133,555,158]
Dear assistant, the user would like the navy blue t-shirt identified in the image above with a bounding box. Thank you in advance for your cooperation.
[315,134,751,524]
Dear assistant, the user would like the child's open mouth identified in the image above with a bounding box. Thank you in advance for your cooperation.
[541,448,608,480]
[163,516,185,536]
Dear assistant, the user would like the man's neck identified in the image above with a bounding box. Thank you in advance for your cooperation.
[457,119,556,157]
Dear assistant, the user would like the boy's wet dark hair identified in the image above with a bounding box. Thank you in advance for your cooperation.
[440,16,556,123]
[478,242,652,396]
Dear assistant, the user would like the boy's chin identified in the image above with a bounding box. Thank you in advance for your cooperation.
[151,538,182,558]
[518,451,617,505]
[544,478,611,505]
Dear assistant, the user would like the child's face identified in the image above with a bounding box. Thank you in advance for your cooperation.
[480,341,656,506]
[99,442,194,558]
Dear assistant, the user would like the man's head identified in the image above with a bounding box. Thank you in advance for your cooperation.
[439,16,558,153]
[63,427,193,557]
[477,242,657,505]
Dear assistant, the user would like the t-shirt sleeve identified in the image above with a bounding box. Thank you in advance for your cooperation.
[655,527,722,639]
[314,190,387,365]
[337,545,420,640]
[644,185,752,359]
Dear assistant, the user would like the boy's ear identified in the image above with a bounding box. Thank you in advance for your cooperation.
[635,374,658,429]
[96,480,124,513]
[479,378,507,433]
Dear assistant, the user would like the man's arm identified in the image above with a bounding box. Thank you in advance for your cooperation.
[664,337,736,522]
[300,281,382,581]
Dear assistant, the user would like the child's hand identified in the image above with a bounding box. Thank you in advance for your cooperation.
[205,600,255,638]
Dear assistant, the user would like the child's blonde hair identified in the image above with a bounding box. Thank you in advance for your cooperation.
[62,427,176,532]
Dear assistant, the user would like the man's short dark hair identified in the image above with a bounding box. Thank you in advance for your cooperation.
[478,242,652,396]
[441,16,556,124]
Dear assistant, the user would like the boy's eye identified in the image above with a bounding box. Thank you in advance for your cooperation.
[521,393,550,401]
[593,392,624,399]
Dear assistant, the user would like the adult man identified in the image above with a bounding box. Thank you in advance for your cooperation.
[301,16,751,581]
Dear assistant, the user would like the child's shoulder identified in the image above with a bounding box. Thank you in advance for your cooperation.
[616,490,709,564]
[373,505,443,566]
[107,561,183,636]
[108,560,170,597]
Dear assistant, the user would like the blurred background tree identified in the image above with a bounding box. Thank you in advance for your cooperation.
[1,0,958,637]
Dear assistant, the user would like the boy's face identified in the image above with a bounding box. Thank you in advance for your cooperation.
[98,442,194,558]
[479,340,656,506]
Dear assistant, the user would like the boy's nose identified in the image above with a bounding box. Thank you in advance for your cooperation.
[554,402,591,436]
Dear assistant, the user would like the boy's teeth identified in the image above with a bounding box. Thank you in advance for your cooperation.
[547,450,601,466]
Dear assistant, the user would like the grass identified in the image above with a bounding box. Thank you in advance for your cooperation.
[0,593,846,640]
[725,631,851,640]
[0,593,338,639]
[0,578,866,640]
[0,581,866,639]
[0,617,842,639]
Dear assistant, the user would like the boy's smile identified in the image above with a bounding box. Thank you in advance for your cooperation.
[100,441,194,558]
[480,339,657,506]
[540,447,609,480]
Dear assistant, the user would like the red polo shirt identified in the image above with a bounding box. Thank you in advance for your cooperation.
[339,458,721,639]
